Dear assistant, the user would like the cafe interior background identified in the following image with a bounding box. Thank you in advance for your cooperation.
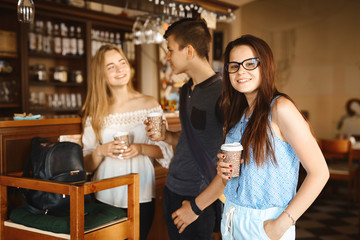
[0,0,359,239]
[138,0,360,141]
[0,0,359,140]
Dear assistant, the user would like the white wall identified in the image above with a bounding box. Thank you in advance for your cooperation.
[237,0,360,138]
[140,44,159,99]
[140,0,360,139]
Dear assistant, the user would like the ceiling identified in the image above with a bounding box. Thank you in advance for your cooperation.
[91,0,256,15]
[217,0,257,8]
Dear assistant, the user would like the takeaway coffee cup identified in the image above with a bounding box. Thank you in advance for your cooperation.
[147,112,163,138]
[113,131,129,158]
[220,142,243,178]
[113,131,129,147]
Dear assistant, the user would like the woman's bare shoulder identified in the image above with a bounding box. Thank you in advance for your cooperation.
[273,96,296,114]
[272,96,305,126]
[132,93,160,109]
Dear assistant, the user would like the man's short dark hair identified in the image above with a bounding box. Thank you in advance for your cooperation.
[164,18,211,60]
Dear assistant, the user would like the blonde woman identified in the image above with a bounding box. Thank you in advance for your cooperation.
[81,44,173,240]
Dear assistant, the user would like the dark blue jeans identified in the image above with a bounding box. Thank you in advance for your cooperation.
[163,186,216,240]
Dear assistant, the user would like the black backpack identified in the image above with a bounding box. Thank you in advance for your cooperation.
[22,137,88,215]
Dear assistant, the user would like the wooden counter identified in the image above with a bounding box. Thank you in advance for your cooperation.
[0,116,82,174]
[0,114,176,239]
[0,115,81,128]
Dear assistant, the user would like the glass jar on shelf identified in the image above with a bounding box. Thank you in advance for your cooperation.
[30,64,49,82]
[53,66,68,82]
[69,70,83,83]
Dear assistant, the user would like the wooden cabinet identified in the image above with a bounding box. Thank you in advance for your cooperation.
[148,162,170,240]
[0,4,22,117]
[0,0,140,117]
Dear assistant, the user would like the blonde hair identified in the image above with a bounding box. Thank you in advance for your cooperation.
[81,44,134,141]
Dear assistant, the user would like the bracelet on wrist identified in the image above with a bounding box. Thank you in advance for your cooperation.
[283,210,296,225]
[190,198,203,215]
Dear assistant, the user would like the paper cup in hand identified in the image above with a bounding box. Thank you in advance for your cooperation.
[221,142,243,178]
[113,131,129,147]
[147,112,163,138]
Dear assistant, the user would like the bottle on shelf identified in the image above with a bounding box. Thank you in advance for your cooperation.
[35,20,44,53]
[123,32,129,59]
[28,21,37,52]
[115,32,122,49]
[99,30,105,49]
[53,23,62,55]
[91,29,97,57]
[104,31,109,45]
[60,23,70,56]
[43,21,53,54]
[124,33,135,61]
[69,26,77,56]
[76,26,84,56]
[109,32,115,45]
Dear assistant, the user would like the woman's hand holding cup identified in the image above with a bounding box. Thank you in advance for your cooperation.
[217,143,243,180]
[113,131,129,159]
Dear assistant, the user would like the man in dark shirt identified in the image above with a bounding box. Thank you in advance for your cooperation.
[147,18,223,240]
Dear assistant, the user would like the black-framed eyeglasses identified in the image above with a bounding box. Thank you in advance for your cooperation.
[225,58,260,73]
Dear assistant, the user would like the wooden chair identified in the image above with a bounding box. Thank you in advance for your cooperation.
[318,139,359,202]
[0,118,138,239]
[0,173,139,240]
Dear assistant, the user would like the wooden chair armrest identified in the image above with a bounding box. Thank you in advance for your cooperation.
[0,175,71,195]
[84,174,138,195]
[0,174,139,195]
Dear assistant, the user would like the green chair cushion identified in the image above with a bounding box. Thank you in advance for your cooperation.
[9,202,127,234]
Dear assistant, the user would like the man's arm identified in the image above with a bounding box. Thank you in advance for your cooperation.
[171,175,226,233]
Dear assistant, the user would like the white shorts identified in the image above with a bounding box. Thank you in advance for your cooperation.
[221,199,296,240]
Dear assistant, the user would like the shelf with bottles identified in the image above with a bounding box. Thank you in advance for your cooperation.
[29,81,85,87]
[28,52,85,85]
[29,63,85,86]
[28,52,84,60]
[28,16,86,58]
[91,25,135,61]
[28,85,83,114]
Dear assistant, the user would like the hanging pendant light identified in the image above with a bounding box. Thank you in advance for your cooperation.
[17,0,35,23]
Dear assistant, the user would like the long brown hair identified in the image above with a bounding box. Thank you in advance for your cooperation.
[220,35,291,166]
[80,45,134,142]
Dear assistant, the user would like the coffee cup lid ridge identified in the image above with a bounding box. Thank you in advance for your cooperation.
[114,131,129,137]
[147,112,163,117]
[221,142,243,151]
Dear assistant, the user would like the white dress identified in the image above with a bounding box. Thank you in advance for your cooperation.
[82,106,173,208]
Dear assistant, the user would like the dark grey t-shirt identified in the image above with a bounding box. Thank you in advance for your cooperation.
[166,73,223,196]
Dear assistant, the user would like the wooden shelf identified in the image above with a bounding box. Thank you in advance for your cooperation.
[0,103,20,108]
[29,81,85,87]
[0,0,139,117]
[0,53,18,58]
[28,52,85,60]
[28,108,81,115]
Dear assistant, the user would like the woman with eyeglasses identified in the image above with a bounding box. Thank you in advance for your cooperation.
[171,35,329,239]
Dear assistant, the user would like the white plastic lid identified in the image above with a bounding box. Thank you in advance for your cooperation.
[147,112,163,117]
[114,131,129,137]
[221,142,243,151]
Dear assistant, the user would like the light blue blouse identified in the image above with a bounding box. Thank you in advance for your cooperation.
[223,98,300,209]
